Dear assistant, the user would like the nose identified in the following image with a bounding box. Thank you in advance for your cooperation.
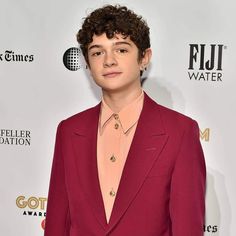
[103,51,117,68]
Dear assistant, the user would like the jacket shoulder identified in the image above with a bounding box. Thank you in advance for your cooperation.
[58,103,100,131]
[146,94,198,131]
[159,103,195,125]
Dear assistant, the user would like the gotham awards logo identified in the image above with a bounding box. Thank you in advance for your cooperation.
[16,195,47,230]
[63,47,84,71]
[188,44,226,82]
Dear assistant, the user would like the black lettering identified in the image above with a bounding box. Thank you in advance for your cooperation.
[211,72,216,81]
[5,50,13,62]
[17,138,25,145]
[198,72,205,80]
[188,72,198,80]
[188,44,198,70]
[15,54,24,61]
[29,55,34,62]
[2,51,34,62]
[205,44,215,70]
[0,129,6,136]
[206,225,211,232]
[5,137,10,144]
[205,72,210,80]
[24,55,29,61]
[25,131,31,138]
[217,45,223,70]
[6,130,11,136]
[203,224,218,233]
[188,71,223,82]
[25,139,31,145]
[212,225,218,233]
[217,72,222,81]
[0,137,4,144]
[199,44,205,70]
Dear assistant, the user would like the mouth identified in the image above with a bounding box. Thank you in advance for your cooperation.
[102,72,122,78]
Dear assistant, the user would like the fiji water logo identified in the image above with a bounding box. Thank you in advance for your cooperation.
[188,44,227,82]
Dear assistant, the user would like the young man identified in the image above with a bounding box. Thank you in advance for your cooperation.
[44,5,206,236]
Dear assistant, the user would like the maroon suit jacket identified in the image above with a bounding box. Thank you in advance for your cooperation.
[44,93,206,236]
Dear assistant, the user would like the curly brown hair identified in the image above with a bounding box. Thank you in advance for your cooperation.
[77,4,150,65]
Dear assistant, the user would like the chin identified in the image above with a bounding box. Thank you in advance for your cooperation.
[96,82,125,91]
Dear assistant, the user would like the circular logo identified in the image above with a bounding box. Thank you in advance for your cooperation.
[63,47,83,71]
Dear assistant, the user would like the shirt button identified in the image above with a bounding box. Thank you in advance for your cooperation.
[110,155,116,162]
[109,189,116,197]
[114,123,119,129]
[114,114,119,120]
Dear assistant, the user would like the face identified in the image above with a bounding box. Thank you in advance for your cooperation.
[87,33,151,94]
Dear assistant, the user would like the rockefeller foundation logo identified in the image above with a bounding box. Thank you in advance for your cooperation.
[0,129,31,146]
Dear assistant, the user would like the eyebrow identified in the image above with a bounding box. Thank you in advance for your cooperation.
[88,41,132,51]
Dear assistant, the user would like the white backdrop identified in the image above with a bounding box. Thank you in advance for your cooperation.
[1,0,235,235]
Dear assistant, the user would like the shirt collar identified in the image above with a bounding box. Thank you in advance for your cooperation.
[99,90,144,134]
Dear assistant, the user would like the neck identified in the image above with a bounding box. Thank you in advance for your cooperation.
[102,87,143,113]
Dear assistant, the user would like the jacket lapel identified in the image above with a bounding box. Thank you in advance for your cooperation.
[71,94,169,232]
[107,94,169,232]
[71,104,108,230]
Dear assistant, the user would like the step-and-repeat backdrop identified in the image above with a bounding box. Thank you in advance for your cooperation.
[1,0,235,235]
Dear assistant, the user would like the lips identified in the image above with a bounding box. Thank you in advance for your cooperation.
[102,71,122,78]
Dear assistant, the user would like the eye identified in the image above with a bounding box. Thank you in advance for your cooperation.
[116,48,128,54]
[91,51,104,57]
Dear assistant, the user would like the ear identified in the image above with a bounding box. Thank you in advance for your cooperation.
[140,48,152,70]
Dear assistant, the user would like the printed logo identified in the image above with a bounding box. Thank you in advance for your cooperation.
[16,195,47,216]
[16,195,47,230]
[0,129,31,146]
[188,44,226,82]
[0,50,34,62]
[204,224,218,233]
[63,47,84,71]
[200,128,210,142]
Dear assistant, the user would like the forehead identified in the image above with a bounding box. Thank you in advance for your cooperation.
[88,33,134,47]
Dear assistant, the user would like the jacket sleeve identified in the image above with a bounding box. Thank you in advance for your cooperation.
[169,120,206,236]
[44,121,70,236]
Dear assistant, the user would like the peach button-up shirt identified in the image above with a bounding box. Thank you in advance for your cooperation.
[97,91,144,223]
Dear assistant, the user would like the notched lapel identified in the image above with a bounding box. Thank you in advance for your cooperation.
[107,94,169,232]
[108,133,169,230]
[71,105,108,230]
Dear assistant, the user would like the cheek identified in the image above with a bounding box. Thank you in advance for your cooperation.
[127,62,141,76]
[125,56,141,70]
[89,63,100,77]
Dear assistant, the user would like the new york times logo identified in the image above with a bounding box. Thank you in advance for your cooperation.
[63,47,85,71]
[0,129,31,146]
[204,224,218,233]
[188,44,226,82]
[0,50,34,62]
